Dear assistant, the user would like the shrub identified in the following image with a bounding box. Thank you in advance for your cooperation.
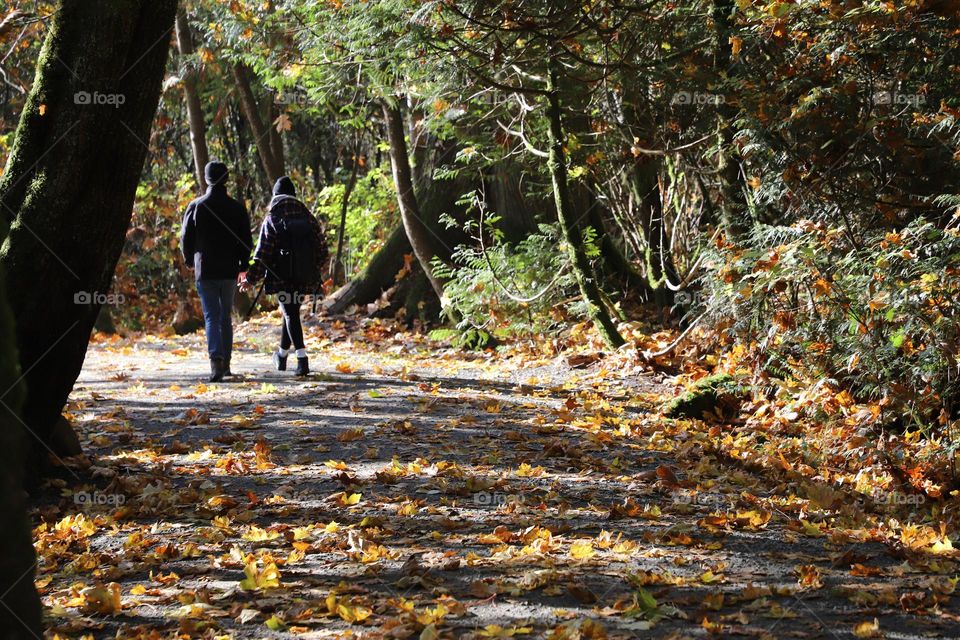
[434,221,579,340]
[702,219,960,433]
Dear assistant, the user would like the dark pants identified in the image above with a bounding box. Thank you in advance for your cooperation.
[279,301,305,351]
[197,278,235,361]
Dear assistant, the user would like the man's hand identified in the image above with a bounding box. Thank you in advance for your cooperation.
[237,272,250,292]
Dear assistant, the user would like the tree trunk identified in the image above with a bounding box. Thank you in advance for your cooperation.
[172,8,207,335]
[545,52,624,348]
[233,63,284,183]
[325,224,415,314]
[331,152,359,286]
[626,160,675,307]
[713,0,749,241]
[382,101,447,303]
[0,0,177,460]
[267,98,285,177]
[488,161,538,243]
[175,8,209,192]
[0,263,42,639]
[585,193,652,298]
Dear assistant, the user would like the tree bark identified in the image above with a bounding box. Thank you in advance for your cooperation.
[175,8,209,192]
[0,263,42,639]
[585,193,652,298]
[331,152,359,286]
[171,8,208,335]
[545,52,624,348]
[325,224,415,314]
[382,101,447,303]
[0,0,177,461]
[267,98,285,177]
[488,161,538,243]
[625,160,675,307]
[713,0,749,241]
[233,63,284,183]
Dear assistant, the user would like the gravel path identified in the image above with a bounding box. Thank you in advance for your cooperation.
[34,313,960,639]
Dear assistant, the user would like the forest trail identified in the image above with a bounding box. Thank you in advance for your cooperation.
[36,313,958,639]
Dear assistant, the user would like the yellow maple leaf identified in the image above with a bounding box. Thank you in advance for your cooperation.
[517,462,544,477]
[416,603,449,625]
[570,540,595,560]
[78,582,122,615]
[242,525,280,542]
[239,560,281,591]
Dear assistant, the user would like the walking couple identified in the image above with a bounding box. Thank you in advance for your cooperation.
[180,162,328,382]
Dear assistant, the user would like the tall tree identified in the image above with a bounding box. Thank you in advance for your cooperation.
[175,7,210,192]
[712,0,749,241]
[382,101,448,302]
[545,51,624,348]
[0,0,178,460]
[233,63,284,183]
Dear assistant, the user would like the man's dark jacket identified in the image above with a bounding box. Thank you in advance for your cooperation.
[180,185,253,281]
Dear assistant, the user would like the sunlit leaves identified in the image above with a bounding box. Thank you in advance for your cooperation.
[239,559,282,590]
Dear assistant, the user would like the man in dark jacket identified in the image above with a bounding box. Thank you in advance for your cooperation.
[180,162,252,382]
[241,176,327,377]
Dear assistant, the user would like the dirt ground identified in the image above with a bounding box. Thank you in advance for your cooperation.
[33,312,960,639]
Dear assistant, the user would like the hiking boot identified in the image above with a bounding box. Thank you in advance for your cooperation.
[273,351,287,371]
[209,358,225,383]
[224,357,233,377]
[295,356,309,377]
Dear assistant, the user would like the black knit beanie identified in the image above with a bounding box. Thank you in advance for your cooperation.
[273,176,296,197]
[205,161,228,187]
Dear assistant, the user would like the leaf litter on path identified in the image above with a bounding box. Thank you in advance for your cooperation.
[38,316,960,638]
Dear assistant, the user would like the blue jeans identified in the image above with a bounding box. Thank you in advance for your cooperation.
[197,279,236,361]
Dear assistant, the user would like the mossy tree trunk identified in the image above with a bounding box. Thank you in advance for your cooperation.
[325,224,415,314]
[0,0,178,462]
[0,263,42,640]
[382,101,448,303]
[713,0,749,241]
[545,51,625,348]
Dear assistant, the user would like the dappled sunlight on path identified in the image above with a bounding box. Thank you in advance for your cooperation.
[33,314,960,638]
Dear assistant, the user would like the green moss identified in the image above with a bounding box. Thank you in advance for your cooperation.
[665,374,748,419]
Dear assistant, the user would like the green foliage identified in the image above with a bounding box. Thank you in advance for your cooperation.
[428,327,495,350]
[434,222,576,340]
[315,167,397,278]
